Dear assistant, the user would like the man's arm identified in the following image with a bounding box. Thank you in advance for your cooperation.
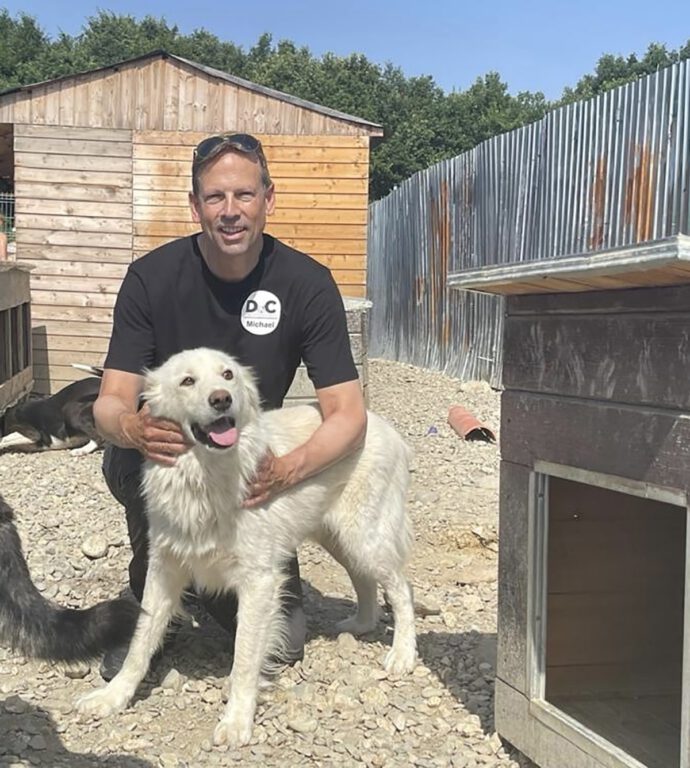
[94,368,188,465]
[242,378,367,507]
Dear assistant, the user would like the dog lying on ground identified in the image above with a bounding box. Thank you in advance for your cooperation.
[0,492,139,662]
[76,347,417,747]
[0,367,103,456]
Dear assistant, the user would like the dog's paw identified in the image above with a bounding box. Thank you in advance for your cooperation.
[213,715,253,748]
[383,644,417,676]
[75,686,130,718]
[70,440,100,456]
[336,614,379,636]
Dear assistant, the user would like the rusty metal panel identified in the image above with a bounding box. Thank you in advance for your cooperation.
[368,60,690,386]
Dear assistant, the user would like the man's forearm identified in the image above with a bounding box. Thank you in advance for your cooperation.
[281,409,367,487]
[93,395,138,448]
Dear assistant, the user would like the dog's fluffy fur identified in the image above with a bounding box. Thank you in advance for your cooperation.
[0,375,103,456]
[76,347,417,746]
[0,494,139,662]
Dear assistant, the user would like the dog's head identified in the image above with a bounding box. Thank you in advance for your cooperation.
[1,395,40,439]
[143,348,261,451]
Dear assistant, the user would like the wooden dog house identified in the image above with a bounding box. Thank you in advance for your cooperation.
[0,263,32,413]
[0,51,382,394]
[450,234,690,768]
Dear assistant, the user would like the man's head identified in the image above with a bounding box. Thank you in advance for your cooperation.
[191,133,271,195]
[189,133,275,276]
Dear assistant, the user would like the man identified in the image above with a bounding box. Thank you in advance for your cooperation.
[96,132,367,680]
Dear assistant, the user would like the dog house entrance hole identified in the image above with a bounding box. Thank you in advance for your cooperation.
[531,468,687,768]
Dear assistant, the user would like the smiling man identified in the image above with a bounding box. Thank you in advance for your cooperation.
[93,133,367,681]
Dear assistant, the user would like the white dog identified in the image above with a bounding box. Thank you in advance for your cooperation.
[76,347,416,746]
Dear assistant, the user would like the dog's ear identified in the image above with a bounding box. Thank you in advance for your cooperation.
[141,368,164,415]
[237,364,262,417]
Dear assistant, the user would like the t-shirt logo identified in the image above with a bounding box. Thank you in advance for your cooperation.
[240,290,282,336]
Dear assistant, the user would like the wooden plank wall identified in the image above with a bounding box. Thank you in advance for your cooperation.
[11,126,368,393]
[13,124,133,393]
[502,283,690,411]
[545,478,685,698]
[133,130,368,296]
[0,57,376,138]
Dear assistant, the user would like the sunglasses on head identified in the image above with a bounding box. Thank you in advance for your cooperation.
[192,132,263,167]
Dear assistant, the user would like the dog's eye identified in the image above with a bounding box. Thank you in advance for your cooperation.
[180,376,195,387]
[222,369,234,381]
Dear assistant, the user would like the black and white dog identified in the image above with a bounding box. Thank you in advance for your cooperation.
[0,366,139,662]
[0,365,104,456]
[0,492,139,662]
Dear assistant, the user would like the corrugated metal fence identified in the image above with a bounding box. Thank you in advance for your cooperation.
[367,59,690,386]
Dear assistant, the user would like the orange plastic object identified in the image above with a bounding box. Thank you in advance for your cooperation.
[447,406,496,443]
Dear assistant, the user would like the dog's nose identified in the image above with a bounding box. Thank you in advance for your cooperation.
[208,389,232,412]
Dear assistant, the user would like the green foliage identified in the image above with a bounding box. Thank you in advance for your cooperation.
[559,41,690,105]
[171,29,246,75]
[0,8,688,198]
[0,10,50,88]
[75,11,179,64]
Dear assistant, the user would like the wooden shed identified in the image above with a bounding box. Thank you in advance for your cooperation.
[0,50,382,394]
[450,234,690,768]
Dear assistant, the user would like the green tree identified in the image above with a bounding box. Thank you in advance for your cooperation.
[0,10,50,89]
[17,31,94,82]
[437,73,547,159]
[172,28,246,76]
[245,37,323,100]
[75,11,181,65]
[560,41,689,103]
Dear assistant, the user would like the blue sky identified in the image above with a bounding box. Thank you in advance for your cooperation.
[3,0,689,100]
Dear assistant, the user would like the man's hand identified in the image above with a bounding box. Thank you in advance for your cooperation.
[243,449,302,508]
[120,404,190,466]
[241,381,366,508]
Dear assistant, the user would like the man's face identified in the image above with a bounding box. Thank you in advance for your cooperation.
[189,150,275,262]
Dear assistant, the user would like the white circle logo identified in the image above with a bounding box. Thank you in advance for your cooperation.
[240,290,282,336]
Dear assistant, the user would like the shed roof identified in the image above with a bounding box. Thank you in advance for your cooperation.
[0,49,383,134]
[448,235,690,295]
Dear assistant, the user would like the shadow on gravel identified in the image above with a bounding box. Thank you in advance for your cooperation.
[416,629,497,732]
[136,579,399,687]
[301,580,504,740]
[136,579,364,686]
[416,631,536,767]
[0,697,153,767]
[142,612,235,684]
[126,584,502,738]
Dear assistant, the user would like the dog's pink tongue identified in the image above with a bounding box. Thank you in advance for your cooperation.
[208,426,238,447]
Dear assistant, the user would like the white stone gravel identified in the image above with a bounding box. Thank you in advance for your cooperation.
[0,359,535,768]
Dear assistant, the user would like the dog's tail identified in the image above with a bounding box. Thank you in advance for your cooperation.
[0,503,139,663]
[70,363,104,377]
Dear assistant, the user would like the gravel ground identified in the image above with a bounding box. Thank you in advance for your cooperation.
[0,359,534,768]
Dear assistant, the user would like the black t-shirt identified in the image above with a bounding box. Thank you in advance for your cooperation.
[104,234,358,409]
